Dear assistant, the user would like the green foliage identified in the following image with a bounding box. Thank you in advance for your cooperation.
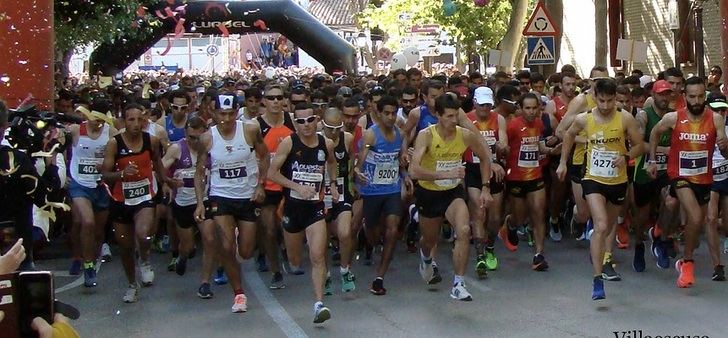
[54,0,160,53]
[357,0,511,56]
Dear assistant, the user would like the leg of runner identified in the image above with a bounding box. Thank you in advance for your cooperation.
[527,188,548,271]
[674,187,706,288]
[73,198,98,286]
[113,221,138,303]
[585,193,621,299]
[174,221,194,276]
[571,180,591,239]
[197,218,217,298]
[135,208,156,287]
[376,215,399,285]
[305,220,330,323]
[335,210,355,292]
[484,192,504,270]
[166,207,180,272]
[631,189,652,273]
[418,215,442,285]
[283,227,305,274]
[654,191,680,268]
[445,198,473,301]
[216,215,247,312]
[261,204,285,287]
[706,192,725,281]
[548,168,568,241]
[68,209,82,275]
[467,186,488,279]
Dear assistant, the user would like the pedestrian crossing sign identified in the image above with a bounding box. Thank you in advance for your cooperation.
[526,36,555,65]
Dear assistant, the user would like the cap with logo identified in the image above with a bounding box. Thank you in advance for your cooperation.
[708,92,728,110]
[218,94,235,110]
[473,86,494,105]
[652,80,673,94]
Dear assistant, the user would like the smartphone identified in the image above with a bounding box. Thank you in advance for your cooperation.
[0,221,17,255]
[18,271,54,336]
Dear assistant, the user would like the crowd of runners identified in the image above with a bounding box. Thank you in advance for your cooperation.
[24,64,728,323]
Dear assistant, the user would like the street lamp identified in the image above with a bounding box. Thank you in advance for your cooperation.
[356,32,367,69]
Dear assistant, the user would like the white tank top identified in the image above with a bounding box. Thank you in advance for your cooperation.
[70,123,110,188]
[712,124,728,181]
[209,121,258,199]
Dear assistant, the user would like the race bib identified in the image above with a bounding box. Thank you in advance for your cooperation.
[517,144,539,168]
[290,171,323,201]
[679,150,708,176]
[122,179,152,206]
[472,132,496,164]
[589,149,618,178]
[714,160,728,181]
[218,161,247,180]
[177,168,196,187]
[373,162,399,185]
[434,160,461,187]
[77,158,102,178]
[643,153,668,171]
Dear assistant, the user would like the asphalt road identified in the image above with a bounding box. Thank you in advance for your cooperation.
[42,237,724,338]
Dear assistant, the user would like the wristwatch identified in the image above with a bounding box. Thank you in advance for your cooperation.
[482,182,491,189]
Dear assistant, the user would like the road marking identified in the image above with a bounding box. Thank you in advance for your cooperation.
[55,261,103,294]
[242,262,308,338]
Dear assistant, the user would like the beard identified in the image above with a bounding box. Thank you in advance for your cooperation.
[687,101,706,115]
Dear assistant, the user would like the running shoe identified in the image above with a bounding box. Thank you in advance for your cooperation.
[161,235,171,253]
[341,271,356,292]
[83,267,97,287]
[649,226,659,257]
[364,245,373,266]
[123,283,139,303]
[498,223,519,252]
[450,282,473,301]
[406,205,419,253]
[431,262,443,284]
[633,241,646,272]
[419,260,435,284]
[526,228,535,247]
[288,265,305,275]
[167,257,178,272]
[724,238,728,254]
[675,259,695,288]
[549,217,562,242]
[213,267,228,285]
[654,241,670,269]
[532,253,549,271]
[475,254,488,279]
[712,265,726,281]
[585,219,594,241]
[484,248,498,270]
[616,222,629,249]
[256,253,269,272]
[592,276,605,300]
[101,243,112,262]
[69,259,82,276]
[324,276,333,296]
[175,256,188,276]
[140,261,155,286]
[601,260,622,281]
[370,278,386,295]
[270,271,286,289]
[232,293,247,313]
[197,283,213,299]
[313,303,331,323]
[442,224,454,243]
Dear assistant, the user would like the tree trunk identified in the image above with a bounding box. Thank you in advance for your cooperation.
[500,0,529,73]
[721,0,728,95]
[543,0,563,76]
[54,48,73,90]
[594,0,608,67]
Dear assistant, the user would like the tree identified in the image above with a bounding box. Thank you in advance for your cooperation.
[357,0,511,71]
[594,0,608,67]
[543,0,562,75]
[499,0,528,72]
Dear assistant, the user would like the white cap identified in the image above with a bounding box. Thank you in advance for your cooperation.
[639,75,653,88]
[218,95,235,110]
[474,86,494,105]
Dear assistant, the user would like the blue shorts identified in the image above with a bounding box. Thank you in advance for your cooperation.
[711,179,728,196]
[68,179,110,211]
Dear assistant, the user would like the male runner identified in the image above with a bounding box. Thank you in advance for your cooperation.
[320,108,357,294]
[500,93,559,271]
[101,103,169,303]
[354,95,412,295]
[706,92,728,281]
[67,100,117,287]
[557,79,644,300]
[268,103,339,323]
[410,93,493,301]
[465,86,507,277]
[194,94,269,312]
[647,77,728,288]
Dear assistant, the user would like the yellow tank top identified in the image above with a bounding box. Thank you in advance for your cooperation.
[572,93,598,165]
[419,125,468,191]
[583,110,628,185]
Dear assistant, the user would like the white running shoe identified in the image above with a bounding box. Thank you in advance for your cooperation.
[123,284,139,303]
[232,294,247,313]
[313,303,331,323]
[450,282,473,301]
[140,261,155,286]
[419,260,434,284]
[101,243,112,262]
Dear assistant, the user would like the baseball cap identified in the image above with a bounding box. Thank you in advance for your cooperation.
[639,75,653,88]
[708,92,728,110]
[652,80,673,94]
[473,86,494,105]
[337,86,353,97]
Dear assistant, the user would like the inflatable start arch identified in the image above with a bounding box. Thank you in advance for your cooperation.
[90,0,357,75]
